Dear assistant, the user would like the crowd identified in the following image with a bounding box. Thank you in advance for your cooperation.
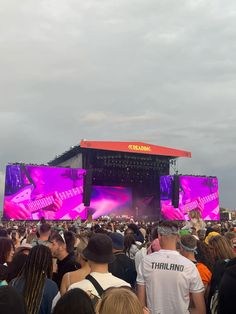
[0,216,236,314]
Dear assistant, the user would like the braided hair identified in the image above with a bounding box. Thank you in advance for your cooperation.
[18,245,53,314]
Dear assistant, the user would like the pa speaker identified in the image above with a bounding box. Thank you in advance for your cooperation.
[172,175,179,208]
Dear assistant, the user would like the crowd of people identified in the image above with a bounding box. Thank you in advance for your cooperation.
[0,215,236,314]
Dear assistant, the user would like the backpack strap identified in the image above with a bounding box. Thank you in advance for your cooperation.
[85,274,105,297]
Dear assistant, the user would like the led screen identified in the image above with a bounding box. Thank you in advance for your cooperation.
[86,186,132,219]
[3,165,86,220]
[160,175,220,221]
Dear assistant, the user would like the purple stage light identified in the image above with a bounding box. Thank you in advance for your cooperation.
[160,175,220,221]
[3,165,86,220]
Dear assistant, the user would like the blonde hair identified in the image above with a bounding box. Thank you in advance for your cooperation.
[76,236,89,260]
[208,235,235,261]
[96,287,143,314]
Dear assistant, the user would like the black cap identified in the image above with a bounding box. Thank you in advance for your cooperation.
[83,233,115,264]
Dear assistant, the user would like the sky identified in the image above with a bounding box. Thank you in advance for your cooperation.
[0,0,236,209]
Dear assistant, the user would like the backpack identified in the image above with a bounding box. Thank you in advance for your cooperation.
[85,274,105,307]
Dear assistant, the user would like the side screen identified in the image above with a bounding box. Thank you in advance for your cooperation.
[160,175,219,220]
[3,165,86,220]
[87,186,132,219]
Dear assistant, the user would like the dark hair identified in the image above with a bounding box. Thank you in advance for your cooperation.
[39,223,51,235]
[53,288,95,314]
[0,237,14,264]
[50,231,76,254]
[124,234,136,258]
[0,228,8,237]
[7,252,28,282]
[17,245,53,314]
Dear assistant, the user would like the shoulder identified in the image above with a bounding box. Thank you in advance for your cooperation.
[45,279,59,293]
[69,278,92,291]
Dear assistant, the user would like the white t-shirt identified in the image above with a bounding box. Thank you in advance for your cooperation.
[137,249,204,314]
[68,272,130,297]
[135,247,147,273]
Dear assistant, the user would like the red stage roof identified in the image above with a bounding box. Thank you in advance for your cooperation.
[80,140,191,158]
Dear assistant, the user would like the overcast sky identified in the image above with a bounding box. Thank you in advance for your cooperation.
[0,0,236,209]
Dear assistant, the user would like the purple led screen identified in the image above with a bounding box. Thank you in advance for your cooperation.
[3,165,86,220]
[86,186,132,219]
[160,175,220,221]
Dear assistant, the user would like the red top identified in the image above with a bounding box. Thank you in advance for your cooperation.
[80,140,191,158]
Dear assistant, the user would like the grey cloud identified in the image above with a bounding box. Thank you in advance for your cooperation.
[0,0,236,209]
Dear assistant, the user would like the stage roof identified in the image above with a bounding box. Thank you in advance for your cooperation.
[49,140,191,166]
[81,140,191,158]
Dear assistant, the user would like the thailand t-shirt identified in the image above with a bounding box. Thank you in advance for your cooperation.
[137,249,204,314]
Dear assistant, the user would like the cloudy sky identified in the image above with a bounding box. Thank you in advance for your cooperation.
[0,0,236,209]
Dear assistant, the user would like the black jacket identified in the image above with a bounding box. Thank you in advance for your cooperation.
[108,252,137,288]
[53,253,80,288]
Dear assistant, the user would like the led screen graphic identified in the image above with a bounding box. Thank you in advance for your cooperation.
[86,186,132,219]
[160,175,220,221]
[4,165,86,220]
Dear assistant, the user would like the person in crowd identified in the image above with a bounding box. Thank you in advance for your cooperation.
[195,241,214,293]
[0,237,14,284]
[218,263,236,314]
[96,287,148,314]
[108,232,137,289]
[50,231,80,288]
[197,229,206,242]
[207,235,236,313]
[10,244,58,314]
[0,237,14,266]
[60,236,90,295]
[179,234,214,301]
[68,233,130,297]
[31,223,51,246]
[124,233,139,260]
[0,227,8,238]
[179,234,198,264]
[224,231,236,253]
[137,221,205,314]
[10,229,21,249]
[0,285,26,314]
[7,245,31,282]
[125,223,144,243]
[53,288,95,314]
[208,235,235,263]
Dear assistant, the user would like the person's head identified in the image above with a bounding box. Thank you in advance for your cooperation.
[97,287,143,314]
[83,233,115,266]
[76,236,89,265]
[19,245,53,314]
[208,235,235,262]
[197,229,206,241]
[53,288,95,314]
[0,228,8,238]
[158,221,179,249]
[124,233,136,255]
[50,231,76,259]
[7,252,28,282]
[224,232,236,250]
[0,237,14,264]
[0,286,26,314]
[39,223,51,239]
[179,234,197,258]
[196,241,215,272]
[188,210,202,221]
[109,233,124,252]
